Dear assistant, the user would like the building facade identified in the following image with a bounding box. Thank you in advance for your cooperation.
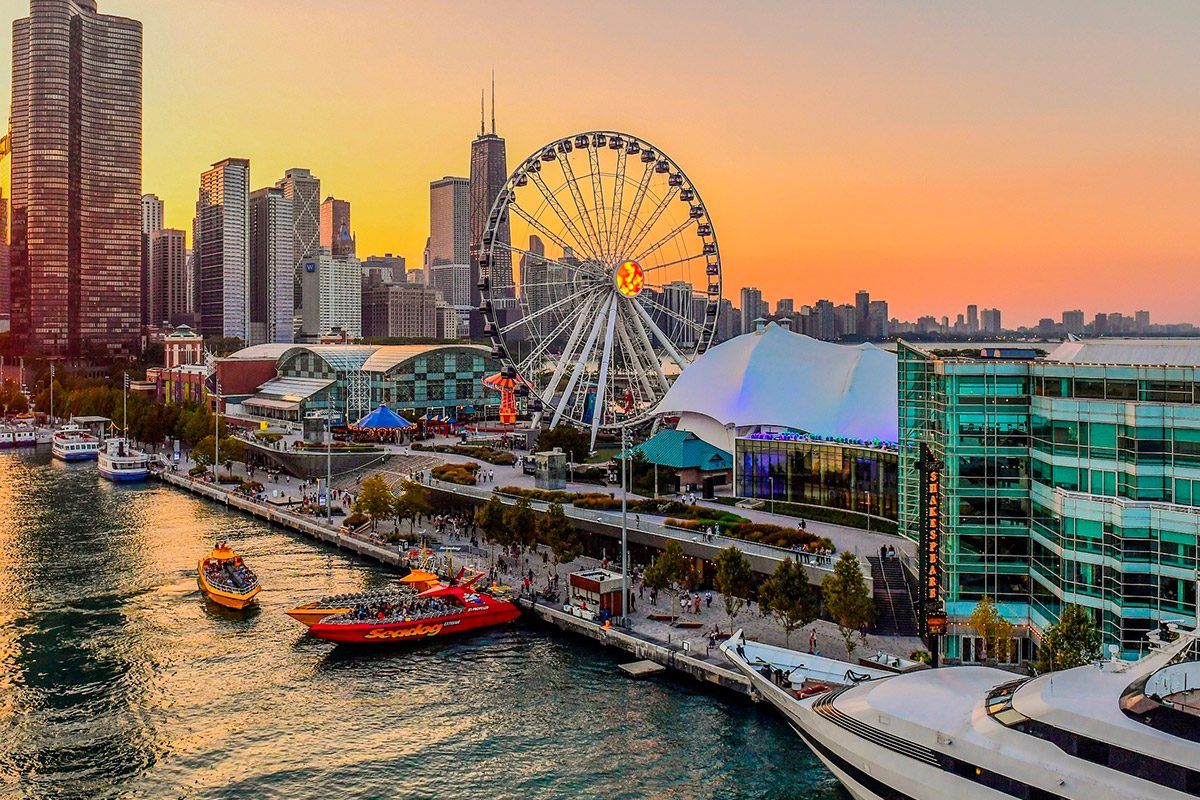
[362,284,439,339]
[319,196,355,258]
[10,0,143,357]
[275,168,320,311]
[249,187,295,345]
[469,118,511,302]
[195,158,250,340]
[299,248,361,340]
[149,229,187,325]
[898,341,1200,661]
[0,188,9,329]
[361,253,406,288]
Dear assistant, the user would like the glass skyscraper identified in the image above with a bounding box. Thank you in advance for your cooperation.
[10,0,142,357]
[899,341,1200,660]
[469,88,511,303]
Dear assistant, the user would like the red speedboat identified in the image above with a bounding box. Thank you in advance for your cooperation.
[307,580,519,644]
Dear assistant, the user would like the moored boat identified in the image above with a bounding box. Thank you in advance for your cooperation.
[197,541,261,610]
[0,429,13,448]
[51,423,100,461]
[307,580,519,644]
[11,425,36,447]
[98,437,149,481]
[285,569,443,627]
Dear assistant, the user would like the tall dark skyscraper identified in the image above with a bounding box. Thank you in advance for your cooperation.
[469,78,511,303]
[10,0,143,357]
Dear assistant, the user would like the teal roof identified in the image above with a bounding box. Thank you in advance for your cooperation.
[620,429,732,471]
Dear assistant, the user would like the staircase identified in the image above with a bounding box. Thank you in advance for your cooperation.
[868,556,919,637]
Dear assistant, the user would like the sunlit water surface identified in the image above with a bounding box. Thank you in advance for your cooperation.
[0,450,842,799]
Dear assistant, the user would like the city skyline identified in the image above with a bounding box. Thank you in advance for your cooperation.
[3,1,1198,327]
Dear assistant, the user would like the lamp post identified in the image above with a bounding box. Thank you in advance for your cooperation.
[214,379,221,479]
[768,476,774,514]
[620,425,629,626]
[326,411,333,524]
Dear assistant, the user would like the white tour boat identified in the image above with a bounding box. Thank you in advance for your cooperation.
[0,428,13,448]
[97,437,149,482]
[11,425,36,447]
[723,624,1200,800]
[51,423,100,461]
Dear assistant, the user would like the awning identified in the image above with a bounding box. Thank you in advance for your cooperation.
[243,397,301,412]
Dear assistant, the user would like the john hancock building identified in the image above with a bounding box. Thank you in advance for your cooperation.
[899,340,1200,661]
[9,0,143,358]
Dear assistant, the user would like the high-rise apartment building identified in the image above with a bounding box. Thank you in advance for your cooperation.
[249,187,295,345]
[1062,309,1086,335]
[194,158,250,340]
[428,263,473,308]
[981,307,1002,334]
[1135,310,1151,333]
[811,299,837,340]
[429,177,470,268]
[362,283,439,339]
[319,197,355,258]
[662,281,695,347]
[966,304,979,333]
[10,0,142,357]
[855,290,870,336]
[868,300,889,338]
[739,287,766,334]
[469,85,511,302]
[519,235,568,340]
[776,298,794,317]
[299,248,361,340]
[149,229,187,326]
[276,168,321,310]
[141,194,163,234]
[140,193,164,326]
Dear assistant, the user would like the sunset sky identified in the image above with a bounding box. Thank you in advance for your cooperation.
[3,1,1198,326]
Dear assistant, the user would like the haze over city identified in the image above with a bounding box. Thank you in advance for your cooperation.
[3,0,1197,326]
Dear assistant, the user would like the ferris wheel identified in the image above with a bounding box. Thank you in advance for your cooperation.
[478,130,722,448]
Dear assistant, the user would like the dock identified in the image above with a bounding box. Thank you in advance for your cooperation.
[619,660,666,678]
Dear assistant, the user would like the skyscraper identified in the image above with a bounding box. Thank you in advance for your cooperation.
[194,158,250,340]
[299,247,361,340]
[141,194,163,234]
[981,307,1002,334]
[249,187,295,345]
[966,304,979,333]
[855,290,870,335]
[10,0,142,357]
[320,196,355,258]
[469,80,511,302]
[0,188,9,328]
[276,168,321,310]
[149,228,187,326]
[429,177,470,266]
[140,194,164,326]
[663,281,695,347]
[739,287,766,333]
[1062,309,1085,335]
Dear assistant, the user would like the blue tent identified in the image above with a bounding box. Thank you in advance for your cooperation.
[353,404,413,429]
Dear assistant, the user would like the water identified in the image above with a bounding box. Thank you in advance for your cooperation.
[0,450,842,800]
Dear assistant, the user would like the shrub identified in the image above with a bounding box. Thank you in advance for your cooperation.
[664,518,834,552]
[431,462,479,485]
[342,512,369,529]
[188,464,206,477]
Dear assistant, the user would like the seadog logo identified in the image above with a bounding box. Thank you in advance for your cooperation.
[363,622,444,640]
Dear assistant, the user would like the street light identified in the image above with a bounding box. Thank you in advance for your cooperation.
[768,476,774,514]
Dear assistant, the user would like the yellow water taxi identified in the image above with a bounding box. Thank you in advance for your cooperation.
[285,569,443,627]
[197,542,261,610]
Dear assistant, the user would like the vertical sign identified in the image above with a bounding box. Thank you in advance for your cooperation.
[918,443,947,639]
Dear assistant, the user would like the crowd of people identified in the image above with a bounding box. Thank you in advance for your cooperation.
[334,594,458,625]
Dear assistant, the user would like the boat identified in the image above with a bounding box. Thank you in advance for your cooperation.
[197,541,261,609]
[11,425,36,447]
[307,579,519,644]
[0,429,13,448]
[51,423,100,461]
[285,569,443,627]
[97,437,149,481]
[722,624,1200,800]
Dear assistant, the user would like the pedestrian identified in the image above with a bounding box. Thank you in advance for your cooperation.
[705,591,713,608]
[808,629,817,653]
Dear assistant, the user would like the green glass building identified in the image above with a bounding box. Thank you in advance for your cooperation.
[899,341,1200,661]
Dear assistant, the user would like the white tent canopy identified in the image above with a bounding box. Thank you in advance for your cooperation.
[654,323,898,451]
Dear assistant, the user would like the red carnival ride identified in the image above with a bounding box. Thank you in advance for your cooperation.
[481,372,527,425]
[306,578,520,645]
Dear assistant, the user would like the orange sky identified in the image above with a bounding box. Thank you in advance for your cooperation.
[3,0,1198,326]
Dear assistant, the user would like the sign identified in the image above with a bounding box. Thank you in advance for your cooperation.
[918,443,945,637]
[363,622,444,640]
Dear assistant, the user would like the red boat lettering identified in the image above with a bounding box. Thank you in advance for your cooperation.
[363,622,444,640]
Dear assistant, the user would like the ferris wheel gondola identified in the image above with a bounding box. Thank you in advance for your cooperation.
[477,130,722,449]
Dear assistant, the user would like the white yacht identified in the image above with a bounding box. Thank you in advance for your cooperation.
[51,423,100,461]
[97,437,149,482]
[0,428,13,448]
[723,625,1199,800]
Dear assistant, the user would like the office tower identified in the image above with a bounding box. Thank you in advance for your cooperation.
[362,283,439,339]
[320,197,355,258]
[0,188,9,327]
[141,194,163,234]
[299,247,361,340]
[739,287,765,333]
[429,177,470,266]
[249,187,295,345]
[276,168,320,310]
[1062,309,1085,335]
[435,300,461,339]
[981,307,1002,334]
[663,281,695,347]
[775,298,794,317]
[966,304,979,333]
[1135,310,1151,334]
[194,158,250,340]
[868,300,889,338]
[10,0,142,357]
[469,80,511,302]
[149,229,187,325]
[361,254,406,288]
[428,263,473,308]
[855,290,870,335]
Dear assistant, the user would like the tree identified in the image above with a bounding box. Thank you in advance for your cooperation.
[642,540,690,623]
[535,424,591,460]
[354,475,395,531]
[505,496,537,548]
[192,435,217,468]
[713,545,753,633]
[539,502,582,566]
[1036,604,1101,673]
[393,480,433,532]
[760,557,820,648]
[823,552,874,659]
[474,496,511,546]
[968,596,1015,664]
